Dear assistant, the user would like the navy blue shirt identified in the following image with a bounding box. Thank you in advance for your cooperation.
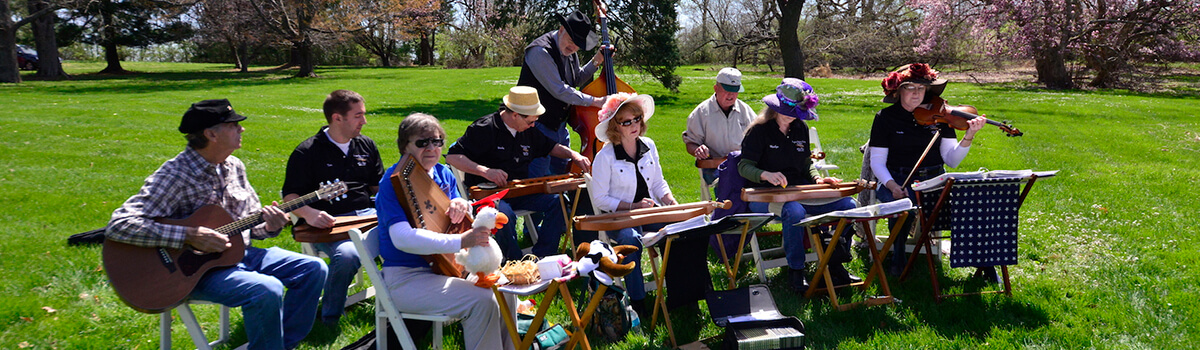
[868,104,957,170]
[282,126,383,216]
[740,120,815,189]
[447,112,558,187]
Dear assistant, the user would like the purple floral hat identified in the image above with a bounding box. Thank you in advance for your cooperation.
[763,78,819,121]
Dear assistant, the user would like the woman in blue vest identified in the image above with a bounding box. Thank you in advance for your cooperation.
[376,113,514,350]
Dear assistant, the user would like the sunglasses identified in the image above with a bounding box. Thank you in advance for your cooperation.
[617,115,643,127]
[414,138,445,148]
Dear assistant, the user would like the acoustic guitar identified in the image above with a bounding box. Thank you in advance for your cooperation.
[103,181,347,314]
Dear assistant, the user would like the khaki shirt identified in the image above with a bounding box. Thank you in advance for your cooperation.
[681,94,755,158]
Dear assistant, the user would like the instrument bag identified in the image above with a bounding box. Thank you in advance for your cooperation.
[706,284,805,350]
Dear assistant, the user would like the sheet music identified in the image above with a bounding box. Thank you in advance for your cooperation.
[911,169,1059,192]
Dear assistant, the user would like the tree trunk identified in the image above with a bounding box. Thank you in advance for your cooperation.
[99,7,125,74]
[237,43,249,73]
[1034,47,1073,89]
[28,0,65,79]
[777,0,806,79]
[0,0,20,83]
[294,39,315,77]
[418,32,433,65]
[100,42,124,73]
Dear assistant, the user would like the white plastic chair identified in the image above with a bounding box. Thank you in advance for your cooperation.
[447,164,542,255]
[810,126,839,177]
[160,300,246,350]
[348,227,451,350]
[295,228,373,307]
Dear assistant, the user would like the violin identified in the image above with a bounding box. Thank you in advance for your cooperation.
[913,97,1023,137]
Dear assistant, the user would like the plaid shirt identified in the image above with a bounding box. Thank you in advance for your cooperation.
[107,147,278,249]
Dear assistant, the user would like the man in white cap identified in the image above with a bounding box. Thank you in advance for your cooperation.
[682,67,756,186]
[518,10,611,178]
[446,86,592,261]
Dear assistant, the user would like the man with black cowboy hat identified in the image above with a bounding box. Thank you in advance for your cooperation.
[446,86,592,261]
[518,10,611,178]
[106,99,328,349]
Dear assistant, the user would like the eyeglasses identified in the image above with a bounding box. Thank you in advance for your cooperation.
[414,138,445,148]
[617,115,643,127]
[901,84,927,91]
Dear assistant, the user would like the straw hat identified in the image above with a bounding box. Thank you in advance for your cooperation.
[502,86,546,116]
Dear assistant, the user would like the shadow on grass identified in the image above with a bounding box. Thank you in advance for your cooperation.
[375,99,502,123]
[35,70,320,95]
[799,263,1051,348]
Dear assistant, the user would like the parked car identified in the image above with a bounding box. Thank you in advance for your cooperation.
[16,45,38,71]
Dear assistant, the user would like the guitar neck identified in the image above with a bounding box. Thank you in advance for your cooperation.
[215,192,320,236]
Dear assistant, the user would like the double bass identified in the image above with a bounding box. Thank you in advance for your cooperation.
[568,0,635,172]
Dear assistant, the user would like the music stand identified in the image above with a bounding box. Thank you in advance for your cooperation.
[643,213,774,347]
[899,171,1053,302]
[796,199,915,311]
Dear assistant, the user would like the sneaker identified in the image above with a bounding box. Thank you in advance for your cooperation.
[788,268,809,294]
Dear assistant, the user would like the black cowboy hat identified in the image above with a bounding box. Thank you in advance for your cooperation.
[556,10,598,51]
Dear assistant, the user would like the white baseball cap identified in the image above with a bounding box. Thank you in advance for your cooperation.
[716,67,744,92]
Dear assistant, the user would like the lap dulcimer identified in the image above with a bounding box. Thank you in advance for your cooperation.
[741,179,876,203]
[573,200,732,232]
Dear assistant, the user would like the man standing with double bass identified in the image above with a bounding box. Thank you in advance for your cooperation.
[518,10,611,178]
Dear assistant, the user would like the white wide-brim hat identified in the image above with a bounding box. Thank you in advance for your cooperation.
[594,93,655,143]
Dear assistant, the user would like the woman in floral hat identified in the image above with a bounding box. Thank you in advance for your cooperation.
[589,92,679,318]
[867,63,997,283]
[738,78,859,294]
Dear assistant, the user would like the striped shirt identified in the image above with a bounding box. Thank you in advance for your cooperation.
[106,147,277,249]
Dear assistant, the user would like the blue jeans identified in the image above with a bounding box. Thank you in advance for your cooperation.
[606,222,667,301]
[313,207,373,321]
[748,197,857,269]
[191,246,328,350]
[528,122,570,178]
[877,165,943,268]
[495,193,565,260]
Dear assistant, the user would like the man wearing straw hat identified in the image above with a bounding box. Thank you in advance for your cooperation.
[447,86,592,261]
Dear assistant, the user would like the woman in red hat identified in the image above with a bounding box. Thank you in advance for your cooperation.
[867,63,997,283]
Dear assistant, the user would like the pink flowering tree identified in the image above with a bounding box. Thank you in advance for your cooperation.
[911,0,1200,89]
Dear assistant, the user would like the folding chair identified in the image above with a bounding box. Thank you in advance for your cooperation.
[348,227,451,350]
[159,300,245,350]
[296,239,373,307]
[694,157,724,202]
[810,127,839,177]
[448,165,542,255]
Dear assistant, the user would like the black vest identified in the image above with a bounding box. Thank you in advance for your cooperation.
[517,31,583,128]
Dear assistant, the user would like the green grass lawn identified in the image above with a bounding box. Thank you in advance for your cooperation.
[2,61,1199,349]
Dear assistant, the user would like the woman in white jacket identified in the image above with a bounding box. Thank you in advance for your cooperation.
[589,92,678,318]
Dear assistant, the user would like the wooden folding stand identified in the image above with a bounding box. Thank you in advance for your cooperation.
[898,174,1041,302]
[573,201,732,349]
[493,278,607,350]
[803,211,911,311]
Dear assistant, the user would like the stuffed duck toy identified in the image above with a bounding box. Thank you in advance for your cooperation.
[455,190,509,288]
